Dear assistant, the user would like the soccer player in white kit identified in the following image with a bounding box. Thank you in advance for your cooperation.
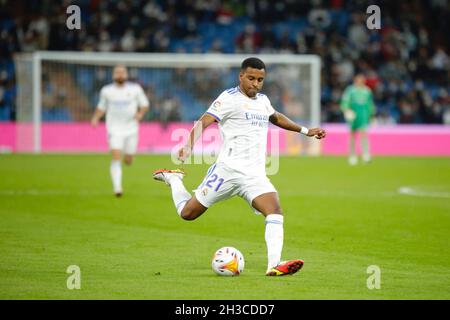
[153,58,326,276]
[91,65,149,197]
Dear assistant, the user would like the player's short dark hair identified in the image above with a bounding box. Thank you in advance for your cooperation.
[241,57,266,71]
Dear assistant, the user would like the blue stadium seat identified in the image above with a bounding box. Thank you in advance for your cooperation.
[75,67,95,96]
[42,108,72,122]
[0,106,11,121]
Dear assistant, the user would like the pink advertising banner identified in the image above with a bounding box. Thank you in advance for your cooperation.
[1,122,449,156]
[321,124,450,156]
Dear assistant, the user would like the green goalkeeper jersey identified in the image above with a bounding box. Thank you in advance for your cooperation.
[340,85,375,130]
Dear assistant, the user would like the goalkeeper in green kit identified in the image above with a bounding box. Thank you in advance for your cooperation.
[340,74,376,165]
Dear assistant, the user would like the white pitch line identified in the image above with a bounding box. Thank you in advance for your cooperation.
[274,190,397,197]
[0,189,168,197]
[398,187,450,199]
[0,189,111,196]
[1,188,449,199]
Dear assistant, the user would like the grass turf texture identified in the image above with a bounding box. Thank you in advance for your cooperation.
[0,154,449,300]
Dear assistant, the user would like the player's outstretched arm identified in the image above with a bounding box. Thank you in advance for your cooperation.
[269,111,326,139]
[178,113,217,162]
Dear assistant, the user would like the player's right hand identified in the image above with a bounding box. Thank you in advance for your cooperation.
[91,118,98,127]
[177,145,191,162]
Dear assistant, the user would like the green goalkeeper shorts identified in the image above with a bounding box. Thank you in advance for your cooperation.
[350,117,370,131]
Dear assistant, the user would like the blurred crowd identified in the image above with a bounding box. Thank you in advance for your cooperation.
[0,0,449,124]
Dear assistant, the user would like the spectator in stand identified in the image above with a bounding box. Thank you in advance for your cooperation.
[0,0,448,124]
[235,24,261,53]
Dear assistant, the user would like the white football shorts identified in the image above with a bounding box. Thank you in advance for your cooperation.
[108,132,138,155]
[194,162,277,214]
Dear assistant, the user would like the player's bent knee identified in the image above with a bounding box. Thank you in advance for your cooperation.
[124,156,133,165]
[180,209,199,221]
[180,204,207,221]
[180,213,195,221]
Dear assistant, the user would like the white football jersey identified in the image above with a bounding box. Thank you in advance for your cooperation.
[206,86,276,177]
[97,82,149,135]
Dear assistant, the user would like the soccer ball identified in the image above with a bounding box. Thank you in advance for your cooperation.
[211,246,245,276]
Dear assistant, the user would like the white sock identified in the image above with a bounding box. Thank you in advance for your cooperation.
[349,134,357,159]
[361,135,371,162]
[110,160,122,193]
[265,214,284,271]
[168,176,192,216]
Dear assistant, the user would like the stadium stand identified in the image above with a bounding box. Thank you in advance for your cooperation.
[0,0,449,123]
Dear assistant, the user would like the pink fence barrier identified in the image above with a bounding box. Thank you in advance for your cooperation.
[0,122,14,152]
[321,124,450,156]
[0,122,285,154]
[1,122,449,156]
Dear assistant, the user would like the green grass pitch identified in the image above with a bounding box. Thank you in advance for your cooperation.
[0,154,449,299]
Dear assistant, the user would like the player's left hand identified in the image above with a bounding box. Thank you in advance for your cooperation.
[344,109,356,122]
[91,117,98,127]
[177,145,192,162]
[307,128,326,139]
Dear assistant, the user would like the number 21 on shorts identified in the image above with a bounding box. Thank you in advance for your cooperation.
[205,174,224,192]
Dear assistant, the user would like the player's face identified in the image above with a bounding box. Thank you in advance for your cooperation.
[113,66,128,84]
[354,75,366,86]
[239,67,265,98]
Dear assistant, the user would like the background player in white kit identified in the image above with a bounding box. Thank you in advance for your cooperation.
[91,65,149,197]
[153,58,326,276]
